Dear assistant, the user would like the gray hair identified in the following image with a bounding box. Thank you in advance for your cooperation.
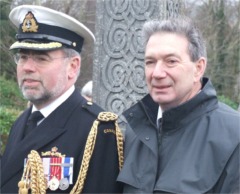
[142,17,207,62]
[62,47,80,58]
[62,47,81,78]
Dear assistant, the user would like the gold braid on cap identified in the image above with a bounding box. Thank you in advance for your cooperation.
[18,150,47,194]
[70,112,124,194]
[10,41,63,50]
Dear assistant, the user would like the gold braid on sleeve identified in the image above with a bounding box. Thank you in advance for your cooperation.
[18,150,47,194]
[70,112,124,194]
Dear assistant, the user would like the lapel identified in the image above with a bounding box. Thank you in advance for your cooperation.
[123,95,159,158]
[2,89,83,186]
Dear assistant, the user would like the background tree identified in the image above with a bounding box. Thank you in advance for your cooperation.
[185,0,240,103]
[0,0,17,80]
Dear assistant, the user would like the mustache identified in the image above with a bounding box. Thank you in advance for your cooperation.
[19,76,42,87]
[20,75,41,82]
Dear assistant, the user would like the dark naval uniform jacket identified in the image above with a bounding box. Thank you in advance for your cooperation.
[117,78,240,193]
[1,89,123,193]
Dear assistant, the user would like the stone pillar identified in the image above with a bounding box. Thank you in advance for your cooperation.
[93,0,183,116]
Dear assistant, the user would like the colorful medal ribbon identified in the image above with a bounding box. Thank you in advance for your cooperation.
[48,157,62,191]
[51,157,62,180]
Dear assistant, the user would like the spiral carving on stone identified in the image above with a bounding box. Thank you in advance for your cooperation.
[101,0,158,113]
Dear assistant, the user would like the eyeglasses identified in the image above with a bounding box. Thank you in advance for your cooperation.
[13,53,69,67]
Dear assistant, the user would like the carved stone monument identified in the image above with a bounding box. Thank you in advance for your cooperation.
[93,0,183,116]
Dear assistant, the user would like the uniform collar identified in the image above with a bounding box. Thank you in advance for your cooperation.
[32,85,75,118]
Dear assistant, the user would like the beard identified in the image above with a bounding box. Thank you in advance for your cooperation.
[21,84,52,106]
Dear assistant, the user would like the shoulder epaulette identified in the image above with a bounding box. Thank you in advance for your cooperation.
[70,111,124,194]
[97,111,118,122]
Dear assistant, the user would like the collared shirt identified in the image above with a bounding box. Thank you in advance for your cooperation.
[156,106,162,128]
[32,85,75,125]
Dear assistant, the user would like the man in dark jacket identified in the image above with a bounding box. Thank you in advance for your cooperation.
[117,17,240,193]
[1,5,123,193]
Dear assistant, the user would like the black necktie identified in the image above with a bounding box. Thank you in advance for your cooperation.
[23,111,44,138]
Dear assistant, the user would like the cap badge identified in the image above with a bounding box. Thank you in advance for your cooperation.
[22,11,39,33]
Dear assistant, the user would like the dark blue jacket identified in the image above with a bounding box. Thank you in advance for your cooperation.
[1,89,123,193]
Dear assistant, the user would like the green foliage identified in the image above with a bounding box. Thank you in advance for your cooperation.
[0,106,22,153]
[218,95,238,110]
[0,107,21,134]
[0,76,26,109]
[0,76,26,154]
[0,1,18,80]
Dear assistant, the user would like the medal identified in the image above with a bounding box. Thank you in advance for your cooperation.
[59,178,70,190]
[48,176,59,191]
[49,157,62,190]
[40,147,74,191]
